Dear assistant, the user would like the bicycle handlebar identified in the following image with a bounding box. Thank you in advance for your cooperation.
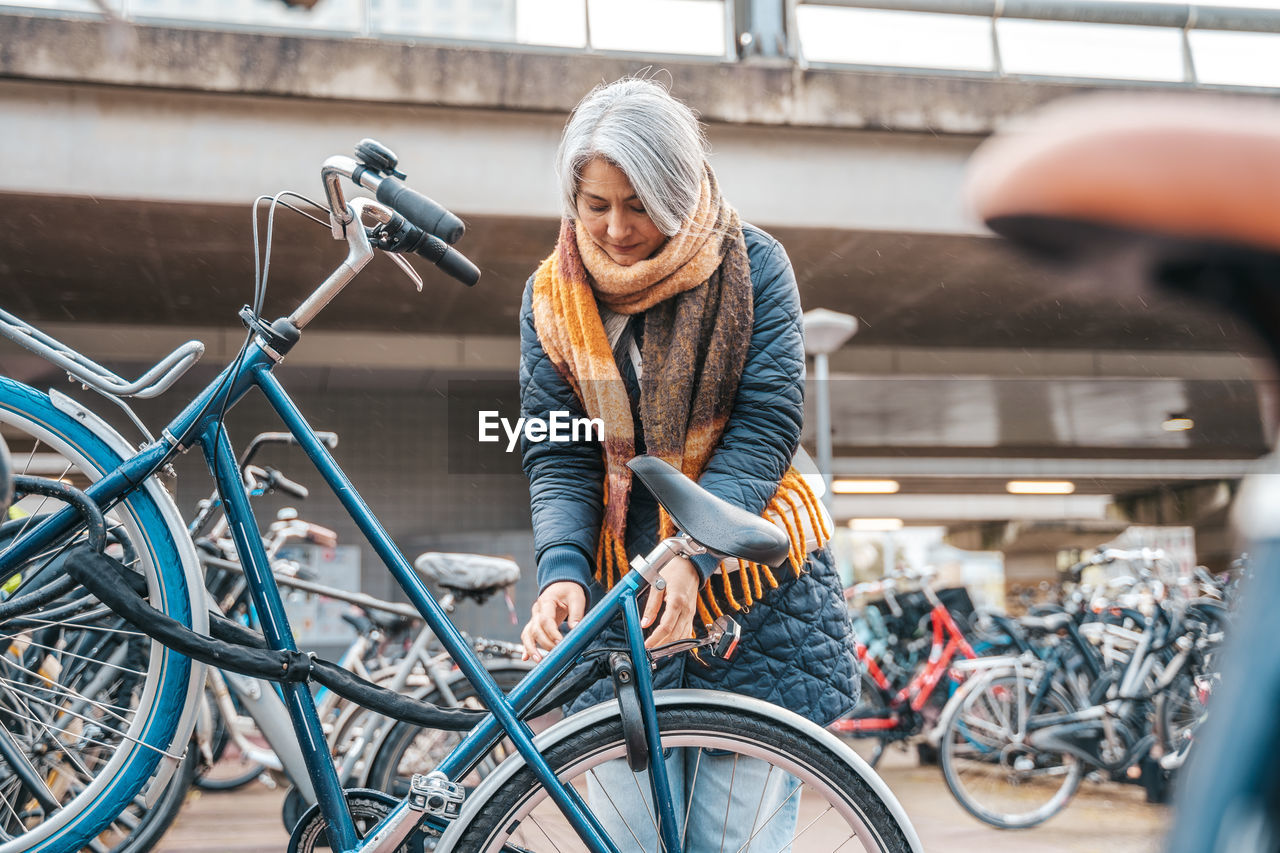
[291,149,481,328]
[239,430,339,467]
[244,464,308,501]
[374,177,465,245]
[370,210,480,287]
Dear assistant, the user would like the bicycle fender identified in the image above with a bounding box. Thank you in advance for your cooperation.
[49,387,210,802]
[432,689,923,853]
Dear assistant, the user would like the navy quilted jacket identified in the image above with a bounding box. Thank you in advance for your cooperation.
[519,224,859,725]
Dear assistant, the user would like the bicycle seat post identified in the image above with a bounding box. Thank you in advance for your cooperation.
[627,534,703,587]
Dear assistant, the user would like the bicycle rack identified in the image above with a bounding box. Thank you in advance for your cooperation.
[0,307,204,399]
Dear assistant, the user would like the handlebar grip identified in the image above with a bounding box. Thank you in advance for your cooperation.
[410,231,482,287]
[375,178,465,245]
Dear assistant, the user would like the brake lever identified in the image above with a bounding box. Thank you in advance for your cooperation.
[361,203,425,292]
[386,251,424,292]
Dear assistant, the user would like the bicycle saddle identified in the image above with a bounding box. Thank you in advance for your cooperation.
[340,610,376,635]
[967,93,1280,261]
[414,552,521,596]
[626,455,790,567]
[366,609,416,636]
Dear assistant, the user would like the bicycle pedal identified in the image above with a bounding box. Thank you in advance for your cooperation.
[408,772,465,818]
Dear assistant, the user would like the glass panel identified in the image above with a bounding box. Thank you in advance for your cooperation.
[372,0,517,41]
[587,0,724,56]
[997,19,1185,82]
[798,5,993,71]
[124,0,363,33]
[516,0,586,47]
[0,0,102,13]
[1190,30,1280,89]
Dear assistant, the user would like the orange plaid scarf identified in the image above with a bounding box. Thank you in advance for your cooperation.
[531,172,829,623]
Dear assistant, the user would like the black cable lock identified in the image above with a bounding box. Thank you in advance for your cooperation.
[3,475,607,733]
[49,542,605,730]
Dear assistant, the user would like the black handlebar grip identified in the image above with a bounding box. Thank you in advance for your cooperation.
[375,178,465,245]
[411,231,482,287]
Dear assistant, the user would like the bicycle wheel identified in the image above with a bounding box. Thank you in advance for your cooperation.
[452,702,915,853]
[109,745,200,853]
[195,680,270,791]
[938,672,1082,829]
[365,664,546,795]
[0,378,200,853]
[1156,670,1210,757]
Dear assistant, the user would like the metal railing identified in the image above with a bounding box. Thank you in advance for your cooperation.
[2,0,737,60]
[4,0,1278,87]
[798,0,1280,85]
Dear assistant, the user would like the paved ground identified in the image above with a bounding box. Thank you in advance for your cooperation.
[155,748,1167,852]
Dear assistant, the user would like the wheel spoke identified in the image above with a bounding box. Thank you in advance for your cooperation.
[585,767,648,851]
[457,708,910,853]
[681,745,702,850]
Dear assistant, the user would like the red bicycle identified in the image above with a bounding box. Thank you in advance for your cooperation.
[831,568,981,767]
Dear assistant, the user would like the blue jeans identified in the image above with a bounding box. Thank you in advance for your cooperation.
[586,748,802,852]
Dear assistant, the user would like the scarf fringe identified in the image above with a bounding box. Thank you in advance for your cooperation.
[595,467,831,627]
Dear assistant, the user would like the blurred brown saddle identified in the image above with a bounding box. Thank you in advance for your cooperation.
[967,94,1280,260]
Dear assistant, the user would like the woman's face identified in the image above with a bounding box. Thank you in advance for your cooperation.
[575,158,667,266]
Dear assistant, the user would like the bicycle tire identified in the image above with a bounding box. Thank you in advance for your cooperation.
[938,671,1082,829]
[0,378,200,853]
[1156,669,1208,758]
[110,745,200,853]
[365,664,540,795]
[451,701,915,853]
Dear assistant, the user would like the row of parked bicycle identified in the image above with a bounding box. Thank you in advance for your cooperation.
[2,419,1221,850]
[835,548,1227,829]
[175,429,1225,843]
[0,428,555,851]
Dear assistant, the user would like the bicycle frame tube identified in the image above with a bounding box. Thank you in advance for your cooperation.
[903,605,976,712]
[622,592,683,853]
[855,643,891,691]
[254,368,623,853]
[1,331,675,853]
[201,421,360,850]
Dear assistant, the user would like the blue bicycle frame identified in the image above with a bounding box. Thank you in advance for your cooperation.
[1,329,686,853]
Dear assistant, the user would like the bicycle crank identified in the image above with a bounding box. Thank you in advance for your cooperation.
[287,788,432,853]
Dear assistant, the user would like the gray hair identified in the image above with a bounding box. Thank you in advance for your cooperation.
[556,77,710,237]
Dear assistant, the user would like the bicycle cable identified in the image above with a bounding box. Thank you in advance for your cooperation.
[204,191,330,507]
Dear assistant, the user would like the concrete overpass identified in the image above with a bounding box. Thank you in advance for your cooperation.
[0,9,1270,614]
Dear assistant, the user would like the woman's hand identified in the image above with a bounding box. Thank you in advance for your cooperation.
[521,581,586,662]
[641,556,701,649]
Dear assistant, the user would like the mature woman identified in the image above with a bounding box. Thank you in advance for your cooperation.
[517,77,858,849]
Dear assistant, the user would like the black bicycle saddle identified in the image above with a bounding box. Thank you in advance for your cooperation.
[626,455,790,567]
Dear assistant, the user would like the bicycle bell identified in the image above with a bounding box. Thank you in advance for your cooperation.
[354,138,406,180]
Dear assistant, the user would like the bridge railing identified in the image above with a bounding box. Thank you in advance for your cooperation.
[3,0,1278,89]
[0,0,736,59]
[796,0,1280,87]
